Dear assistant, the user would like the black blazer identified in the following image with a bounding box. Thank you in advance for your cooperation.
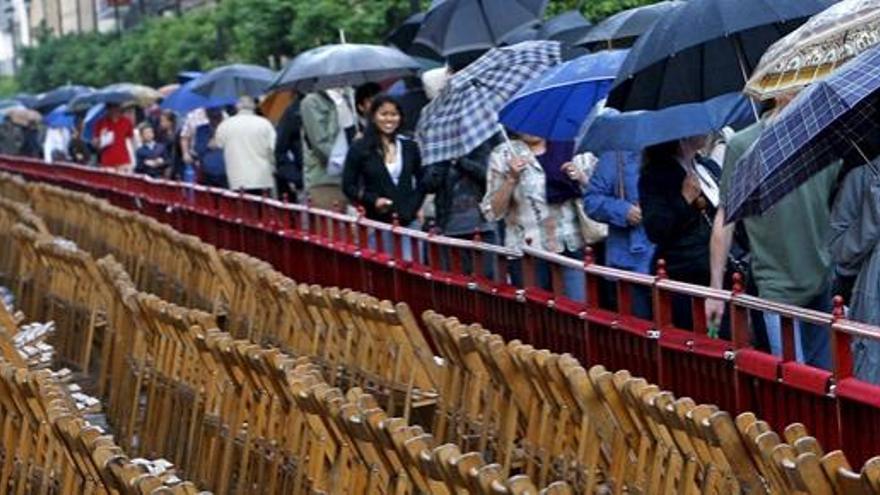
[342,136,424,225]
[638,155,720,280]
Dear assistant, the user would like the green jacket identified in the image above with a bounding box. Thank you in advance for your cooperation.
[300,91,340,189]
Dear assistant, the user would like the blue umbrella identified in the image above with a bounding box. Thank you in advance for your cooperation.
[416,40,562,165]
[499,49,628,140]
[82,104,106,142]
[43,104,75,128]
[579,92,755,153]
[725,45,880,223]
[190,64,277,99]
[70,88,136,112]
[177,71,203,84]
[161,78,236,115]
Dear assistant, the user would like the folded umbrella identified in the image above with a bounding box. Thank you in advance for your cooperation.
[746,0,880,100]
[190,64,277,99]
[499,49,628,140]
[726,45,880,222]
[578,92,755,153]
[416,40,562,165]
[413,0,548,56]
[269,44,420,93]
[575,1,682,50]
[539,10,592,45]
[607,0,836,112]
[34,85,93,113]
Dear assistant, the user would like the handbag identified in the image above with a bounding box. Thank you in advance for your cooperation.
[572,152,608,244]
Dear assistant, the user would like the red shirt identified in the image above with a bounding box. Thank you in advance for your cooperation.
[94,115,134,167]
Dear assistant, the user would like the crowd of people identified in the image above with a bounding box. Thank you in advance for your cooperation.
[3,57,879,385]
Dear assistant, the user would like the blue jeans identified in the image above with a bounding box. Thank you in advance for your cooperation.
[509,249,585,303]
[761,283,832,370]
[367,221,420,262]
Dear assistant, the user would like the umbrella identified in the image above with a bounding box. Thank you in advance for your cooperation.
[725,45,880,222]
[34,85,92,113]
[504,24,542,45]
[745,0,880,100]
[539,10,592,45]
[69,89,137,112]
[269,44,420,93]
[499,49,628,140]
[43,104,75,128]
[177,71,202,84]
[5,107,42,126]
[103,83,163,106]
[413,0,548,56]
[13,93,38,108]
[578,92,755,153]
[575,1,682,50]
[82,104,106,142]
[606,0,836,112]
[416,40,562,165]
[158,84,180,97]
[161,78,236,115]
[190,64,277,99]
[386,12,444,60]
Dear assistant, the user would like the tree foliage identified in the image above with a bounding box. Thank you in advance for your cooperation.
[17,0,660,92]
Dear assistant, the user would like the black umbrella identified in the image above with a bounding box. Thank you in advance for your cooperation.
[575,1,682,50]
[606,0,836,112]
[34,85,93,113]
[539,10,592,45]
[386,12,444,60]
[13,93,38,109]
[413,0,548,57]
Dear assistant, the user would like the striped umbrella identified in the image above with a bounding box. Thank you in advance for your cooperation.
[416,40,561,165]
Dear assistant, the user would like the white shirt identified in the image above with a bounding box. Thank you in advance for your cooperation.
[43,127,70,163]
[215,110,277,191]
[385,138,404,185]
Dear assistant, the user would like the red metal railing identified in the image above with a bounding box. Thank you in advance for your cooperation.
[3,156,879,464]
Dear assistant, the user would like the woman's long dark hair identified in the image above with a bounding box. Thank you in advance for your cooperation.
[362,95,405,156]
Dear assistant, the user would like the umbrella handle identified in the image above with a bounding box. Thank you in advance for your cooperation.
[498,125,518,156]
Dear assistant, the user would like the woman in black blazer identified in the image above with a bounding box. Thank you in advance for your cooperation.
[342,95,424,226]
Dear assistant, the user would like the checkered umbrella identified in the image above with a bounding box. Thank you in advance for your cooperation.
[725,45,880,223]
[416,40,561,165]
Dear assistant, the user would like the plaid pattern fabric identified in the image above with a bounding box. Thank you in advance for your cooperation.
[726,45,880,222]
[480,140,585,253]
[416,41,561,165]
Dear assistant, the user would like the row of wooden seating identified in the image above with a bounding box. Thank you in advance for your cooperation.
[0,360,206,494]
[6,173,880,493]
[0,171,31,205]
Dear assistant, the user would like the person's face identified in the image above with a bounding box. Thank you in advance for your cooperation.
[372,102,401,136]
[519,132,544,147]
[141,127,155,142]
[159,114,173,130]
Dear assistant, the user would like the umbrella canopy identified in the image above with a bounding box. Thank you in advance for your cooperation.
[416,40,562,165]
[43,104,75,128]
[579,92,755,153]
[161,78,236,115]
[539,10,592,45]
[725,45,880,222]
[177,71,202,84]
[34,85,93,113]
[5,107,42,126]
[607,0,836,112]
[103,83,162,106]
[499,49,628,140]
[82,104,106,142]
[745,0,880,100]
[386,12,444,60]
[269,44,420,93]
[190,64,277,99]
[413,0,548,56]
[69,88,139,112]
[576,1,682,50]
[13,93,38,108]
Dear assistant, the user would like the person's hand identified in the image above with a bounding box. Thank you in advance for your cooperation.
[375,197,394,212]
[561,161,587,185]
[626,205,643,226]
[507,156,528,180]
[682,172,702,204]
[705,299,725,330]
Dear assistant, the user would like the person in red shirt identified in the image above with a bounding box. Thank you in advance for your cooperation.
[92,103,136,171]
